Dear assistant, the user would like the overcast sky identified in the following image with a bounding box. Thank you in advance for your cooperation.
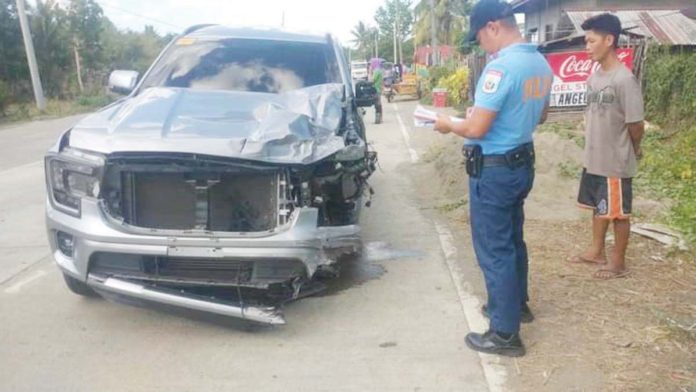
[89,0,385,45]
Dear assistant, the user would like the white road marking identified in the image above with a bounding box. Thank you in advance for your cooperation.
[434,221,507,392]
[3,269,47,294]
[392,103,419,163]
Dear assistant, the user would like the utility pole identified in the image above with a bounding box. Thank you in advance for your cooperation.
[429,0,438,66]
[16,0,45,111]
[395,15,402,65]
[374,29,378,58]
[393,19,397,64]
[397,17,403,66]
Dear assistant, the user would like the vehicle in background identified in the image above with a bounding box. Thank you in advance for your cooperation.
[350,61,369,81]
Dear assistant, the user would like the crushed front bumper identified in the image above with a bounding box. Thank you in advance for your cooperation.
[47,198,361,324]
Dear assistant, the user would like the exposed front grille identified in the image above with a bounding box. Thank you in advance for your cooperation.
[119,171,282,232]
[89,253,306,287]
[159,257,254,282]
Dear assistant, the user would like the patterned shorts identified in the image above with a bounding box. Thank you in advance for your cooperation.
[577,169,632,220]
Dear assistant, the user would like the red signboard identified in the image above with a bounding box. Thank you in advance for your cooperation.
[545,49,634,107]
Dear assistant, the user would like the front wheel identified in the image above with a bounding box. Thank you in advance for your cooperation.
[63,273,99,297]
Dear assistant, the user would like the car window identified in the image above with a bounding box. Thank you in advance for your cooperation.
[139,38,341,94]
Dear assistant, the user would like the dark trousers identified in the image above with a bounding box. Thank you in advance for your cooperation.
[374,95,382,121]
[469,163,534,334]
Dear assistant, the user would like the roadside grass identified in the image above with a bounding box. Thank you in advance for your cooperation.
[536,120,585,148]
[558,160,582,179]
[422,143,447,163]
[636,123,696,250]
[436,198,468,213]
[0,94,114,125]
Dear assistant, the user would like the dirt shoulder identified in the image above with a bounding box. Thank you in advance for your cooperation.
[409,115,696,391]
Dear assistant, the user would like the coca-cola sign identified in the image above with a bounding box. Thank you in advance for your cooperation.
[545,49,634,107]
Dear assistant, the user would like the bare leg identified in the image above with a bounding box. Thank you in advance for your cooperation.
[590,216,611,258]
[594,219,630,279]
[568,215,609,264]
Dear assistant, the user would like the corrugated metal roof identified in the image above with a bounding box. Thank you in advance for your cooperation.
[566,10,696,45]
[510,0,536,12]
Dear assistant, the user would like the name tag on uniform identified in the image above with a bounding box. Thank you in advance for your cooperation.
[482,70,503,94]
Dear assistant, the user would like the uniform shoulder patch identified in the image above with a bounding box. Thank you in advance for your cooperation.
[482,69,504,94]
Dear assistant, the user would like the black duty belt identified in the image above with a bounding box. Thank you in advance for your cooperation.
[482,148,534,167]
[462,142,535,177]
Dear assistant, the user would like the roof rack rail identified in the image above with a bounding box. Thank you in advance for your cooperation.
[183,24,217,35]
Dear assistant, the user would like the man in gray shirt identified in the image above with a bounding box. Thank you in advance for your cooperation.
[567,13,645,279]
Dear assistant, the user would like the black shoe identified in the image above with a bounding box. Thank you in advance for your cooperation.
[465,330,526,357]
[481,303,535,323]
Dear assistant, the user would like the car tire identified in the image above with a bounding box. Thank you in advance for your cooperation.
[63,273,99,297]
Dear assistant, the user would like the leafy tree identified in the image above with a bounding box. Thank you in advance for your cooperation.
[0,79,9,115]
[134,25,170,72]
[67,0,104,92]
[374,0,413,40]
[30,0,72,97]
[100,20,159,71]
[413,0,471,47]
[0,0,28,96]
[0,0,171,102]
[374,0,413,64]
[401,37,414,65]
[67,0,103,67]
[350,21,377,61]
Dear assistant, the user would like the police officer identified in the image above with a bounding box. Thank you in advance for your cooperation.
[434,0,552,357]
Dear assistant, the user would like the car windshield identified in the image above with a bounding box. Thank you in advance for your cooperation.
[139,38,341,94]
[353,63,367,70]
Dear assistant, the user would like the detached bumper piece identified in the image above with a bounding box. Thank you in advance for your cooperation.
[86,252,312,325]
[88,275,286,325]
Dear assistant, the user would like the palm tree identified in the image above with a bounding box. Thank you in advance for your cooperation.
[350,21,376,61]
[413,0,470,47]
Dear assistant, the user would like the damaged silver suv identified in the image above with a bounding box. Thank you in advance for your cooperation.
[44,26,378,325]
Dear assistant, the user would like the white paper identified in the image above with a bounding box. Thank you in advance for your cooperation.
[413,105,465,128]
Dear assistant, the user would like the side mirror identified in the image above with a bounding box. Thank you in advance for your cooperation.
[108,70,139,95]
[354,80,377,107]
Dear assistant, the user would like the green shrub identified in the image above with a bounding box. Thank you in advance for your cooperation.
[76,94,113,108]
[639,45,696,248]
[644,45,696,125]
[437,68,470,106]
[0,80,9,116]
[637,126,696,246]
[428,66,452,90]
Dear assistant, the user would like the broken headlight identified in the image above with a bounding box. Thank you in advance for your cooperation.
[46,148,104,217]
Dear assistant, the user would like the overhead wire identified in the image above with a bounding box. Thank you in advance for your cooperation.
[525,10,687,38]
[94,0,185,31]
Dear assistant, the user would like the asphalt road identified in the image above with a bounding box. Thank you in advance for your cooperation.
[0,104,499,392]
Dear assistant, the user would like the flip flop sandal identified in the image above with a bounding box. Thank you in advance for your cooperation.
[593,269,631,280]
[567,254,607,265]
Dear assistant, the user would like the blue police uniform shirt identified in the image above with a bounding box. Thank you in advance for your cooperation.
[471,43,553,155]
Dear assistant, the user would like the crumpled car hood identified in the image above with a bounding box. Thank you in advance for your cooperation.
[69,83,349,164]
